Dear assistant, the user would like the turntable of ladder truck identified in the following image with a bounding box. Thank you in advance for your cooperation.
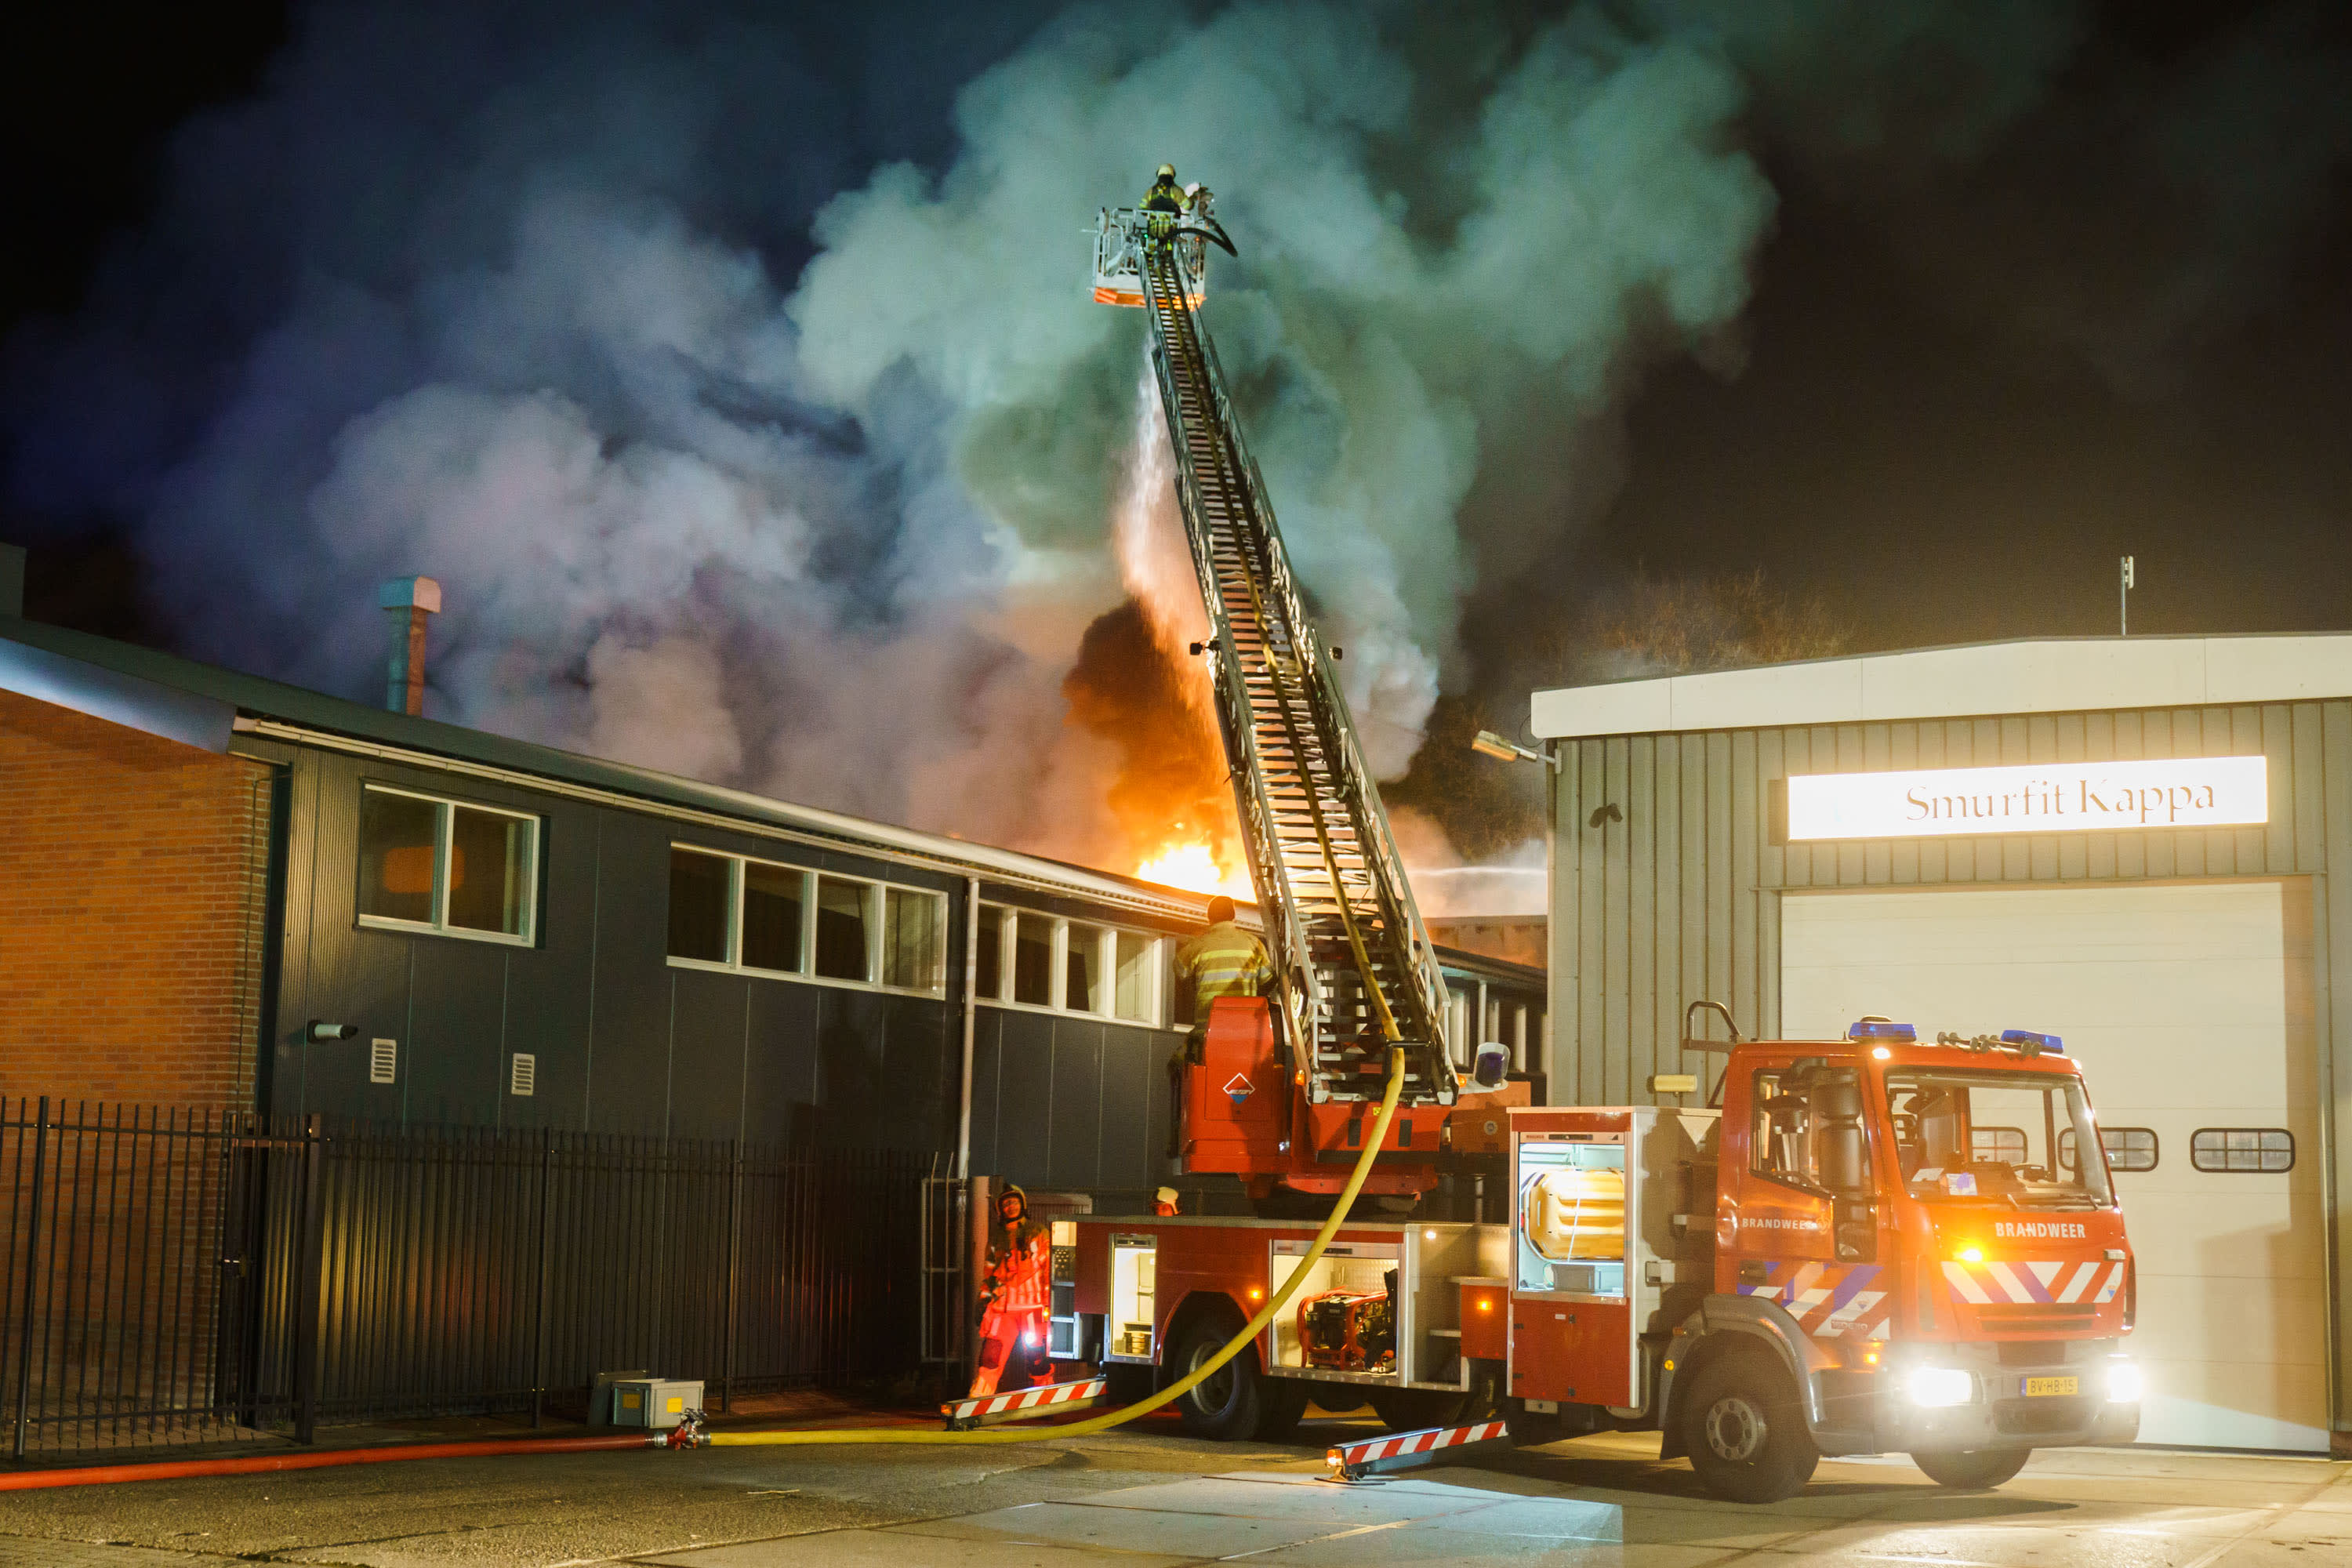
[1042,188,2140,1504]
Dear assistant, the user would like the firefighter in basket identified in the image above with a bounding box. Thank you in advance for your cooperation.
[970,1184,1052,1397]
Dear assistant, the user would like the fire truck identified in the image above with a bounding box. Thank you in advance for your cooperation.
[1062,1011,2140,1501]
[1063,200,2140,1502]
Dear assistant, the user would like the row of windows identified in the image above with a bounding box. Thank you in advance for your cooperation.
[974,902,1163,1025]
[666,847,946,995]
[1964,1125,2287,1174]
[356,785,1189,1011]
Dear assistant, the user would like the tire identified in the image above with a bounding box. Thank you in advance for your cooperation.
[1679,1351,1820,1504]
[1170,1316,1264,1441]
[1254,1377,1312,1443]
[1911,1447,2030,1490]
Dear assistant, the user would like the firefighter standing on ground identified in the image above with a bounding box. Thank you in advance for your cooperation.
[969,1184,1052,1397]
[1167,895,1276,1158]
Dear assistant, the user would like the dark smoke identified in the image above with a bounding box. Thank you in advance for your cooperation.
[6,2,2345,879]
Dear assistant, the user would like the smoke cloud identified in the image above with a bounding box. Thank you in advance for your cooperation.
[21,2,2272,880]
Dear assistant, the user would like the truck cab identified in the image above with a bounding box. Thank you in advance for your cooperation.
[1510,1015,2140,1501]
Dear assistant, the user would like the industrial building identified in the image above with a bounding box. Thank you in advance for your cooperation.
[0,593,1541,1210]
[1534,634,2352,1456]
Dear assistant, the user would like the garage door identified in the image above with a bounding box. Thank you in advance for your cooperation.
[1780,881,2325,1453]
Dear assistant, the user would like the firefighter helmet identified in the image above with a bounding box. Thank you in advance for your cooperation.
[1156,163,1176,180]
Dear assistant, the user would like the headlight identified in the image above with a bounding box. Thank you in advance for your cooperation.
[1905,1367,1975,1407]
[2106,1363,2142,1404]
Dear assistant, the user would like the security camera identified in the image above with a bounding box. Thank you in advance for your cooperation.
[307,1022,359,1043]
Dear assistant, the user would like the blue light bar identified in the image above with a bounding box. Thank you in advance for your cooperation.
[1848,1020,1916,1042]
[2000,1029,2065,1055]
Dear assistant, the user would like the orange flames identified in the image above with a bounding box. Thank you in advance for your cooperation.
[1060,364,1251,902]
[1134,837,1255,901]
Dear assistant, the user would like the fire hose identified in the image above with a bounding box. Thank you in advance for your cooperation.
[0,1051,1406,1488]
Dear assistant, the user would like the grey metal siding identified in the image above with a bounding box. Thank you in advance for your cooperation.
[1550,697,2352,1441]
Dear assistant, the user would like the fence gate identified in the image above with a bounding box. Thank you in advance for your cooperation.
[920,1162,971,1381]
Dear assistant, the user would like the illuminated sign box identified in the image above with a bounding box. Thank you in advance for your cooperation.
[1780,756,2268,843]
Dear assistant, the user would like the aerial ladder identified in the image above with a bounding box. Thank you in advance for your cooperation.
[1093,201,1466,1197]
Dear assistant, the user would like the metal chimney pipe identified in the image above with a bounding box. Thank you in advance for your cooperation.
[377,575,442,716]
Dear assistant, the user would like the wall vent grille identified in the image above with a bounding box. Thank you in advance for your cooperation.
[369,1038,397,1085]
[510,1053,536,1097]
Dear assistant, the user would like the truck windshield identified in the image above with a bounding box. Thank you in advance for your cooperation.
[1883,1069,2114,1209]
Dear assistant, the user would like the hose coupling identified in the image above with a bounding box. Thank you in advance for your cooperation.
[660,1411,708,1449]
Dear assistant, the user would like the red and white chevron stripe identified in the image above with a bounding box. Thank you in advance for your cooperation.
[1327,1417,1509,1479]
[942,1376,1105,1425]
[1941,1259,2124,1306]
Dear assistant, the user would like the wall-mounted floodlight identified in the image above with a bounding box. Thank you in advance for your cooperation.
[308,1021,359,1043]
[1470,729,1558,769]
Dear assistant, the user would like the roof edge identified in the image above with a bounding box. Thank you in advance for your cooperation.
[1530,632,2352,740]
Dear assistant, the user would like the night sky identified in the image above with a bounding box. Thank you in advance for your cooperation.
[3,2,2348,865]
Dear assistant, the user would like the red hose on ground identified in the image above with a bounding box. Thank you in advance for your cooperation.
[0,1432,659,1492]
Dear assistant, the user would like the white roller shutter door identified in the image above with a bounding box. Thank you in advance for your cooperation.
[1781,880,2325,1453]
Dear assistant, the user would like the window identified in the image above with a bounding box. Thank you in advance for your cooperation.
[1065,921,1104,1013]
[664,845,945,996]
[815,877,869,981]
[1883,1068,2113,1208]
[1751,1065,1871,1193]
[2190,1127,2293,1173]
[741,861,804,973]
[358,785,538,943]
[976,913,1004,1002]
[977,902,1165,1023]
[1013,913,1054,1007]
[1115,931,1156,1022]
[2059,1127,2159,1174]
[668,848,731,963]
[883,887,942,991]
[1970,1127,2028,1164]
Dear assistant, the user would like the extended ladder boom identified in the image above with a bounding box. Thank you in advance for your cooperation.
[1105,208,1457,1110]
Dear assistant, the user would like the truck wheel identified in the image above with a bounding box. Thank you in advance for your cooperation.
[1254,1377,1312,1443]
[1171,1318,1263,1440]
[1679,1352,1819,1504]
[1911,1448,2029,1490]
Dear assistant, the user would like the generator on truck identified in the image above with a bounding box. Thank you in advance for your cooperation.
[1069,195,2139,1501]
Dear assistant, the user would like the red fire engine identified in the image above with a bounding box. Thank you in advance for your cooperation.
[1069,201,2137,1501]
[1065,1011,2140,1501]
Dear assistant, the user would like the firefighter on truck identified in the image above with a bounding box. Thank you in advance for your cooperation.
[1166,895,1275,1158]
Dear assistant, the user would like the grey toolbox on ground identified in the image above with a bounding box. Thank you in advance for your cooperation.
[608,1377,703,1429]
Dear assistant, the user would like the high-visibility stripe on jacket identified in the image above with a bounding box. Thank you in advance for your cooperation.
[1174,921,1276,1008]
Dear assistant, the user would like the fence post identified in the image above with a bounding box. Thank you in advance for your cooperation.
[11,1097,49,1461]
[532,1125,553,1429]
[722,1138,742,1415]
[292,1113,325,1445]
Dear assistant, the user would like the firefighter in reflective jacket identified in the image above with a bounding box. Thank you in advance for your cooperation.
[970,1184,1052,1397]
[1142,163,1185,213]
[1167,896,1276,1157]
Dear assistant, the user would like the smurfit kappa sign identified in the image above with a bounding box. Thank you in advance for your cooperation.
[1781,755,2267,843]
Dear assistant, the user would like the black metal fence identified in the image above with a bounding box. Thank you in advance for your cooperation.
[2,1098,931,1456]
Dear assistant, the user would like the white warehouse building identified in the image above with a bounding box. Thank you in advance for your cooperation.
[1531,633,2352,1456]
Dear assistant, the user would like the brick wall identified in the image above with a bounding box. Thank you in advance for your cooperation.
[0,687,274,1108]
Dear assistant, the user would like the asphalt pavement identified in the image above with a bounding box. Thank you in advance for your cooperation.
[2,1413,2347,1566]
